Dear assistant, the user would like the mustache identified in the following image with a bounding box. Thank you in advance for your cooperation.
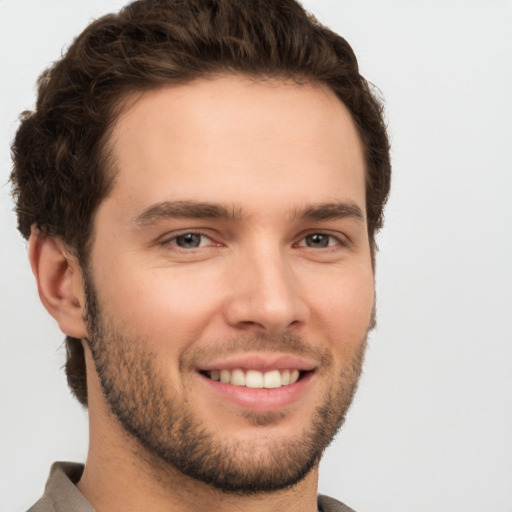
[179,331,333,371]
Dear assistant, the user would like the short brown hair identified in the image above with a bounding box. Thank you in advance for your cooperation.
[10,0,391,406]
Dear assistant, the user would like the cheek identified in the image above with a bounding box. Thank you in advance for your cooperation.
[93,261,226,351]
[310,267,374,353]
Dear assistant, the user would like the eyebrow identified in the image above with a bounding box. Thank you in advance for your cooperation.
[293,202,365,223]
[132,200,365,228]
[133,200,242,227]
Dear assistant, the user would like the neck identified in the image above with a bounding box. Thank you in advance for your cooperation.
[78,451,319,512]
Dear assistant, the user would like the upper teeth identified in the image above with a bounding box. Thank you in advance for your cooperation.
[207,369,300,388]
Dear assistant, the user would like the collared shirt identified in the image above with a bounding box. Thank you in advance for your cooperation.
[28,462,356,512]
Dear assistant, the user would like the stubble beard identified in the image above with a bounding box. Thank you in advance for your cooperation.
[84,277,369,495]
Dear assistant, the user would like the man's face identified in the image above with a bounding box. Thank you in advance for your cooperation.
[84,76,374,492]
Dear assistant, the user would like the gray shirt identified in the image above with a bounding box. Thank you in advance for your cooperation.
[28,462,356,512]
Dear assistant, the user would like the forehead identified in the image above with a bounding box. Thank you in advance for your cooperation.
[103,75,366,219]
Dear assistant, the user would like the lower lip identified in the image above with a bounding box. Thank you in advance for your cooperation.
[198,371,314,412]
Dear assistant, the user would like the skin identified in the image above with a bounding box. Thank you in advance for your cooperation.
[30,75,375,512]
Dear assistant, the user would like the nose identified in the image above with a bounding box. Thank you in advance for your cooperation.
[223,246,309,335]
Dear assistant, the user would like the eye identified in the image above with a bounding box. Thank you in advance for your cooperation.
[298,233,341,249]
[304,233,331,248]
[166,232,212,249]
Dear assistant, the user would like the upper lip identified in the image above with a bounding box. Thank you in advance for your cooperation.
[197,353,317,373]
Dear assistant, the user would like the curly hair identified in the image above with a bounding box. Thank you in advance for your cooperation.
[10,0,391,406]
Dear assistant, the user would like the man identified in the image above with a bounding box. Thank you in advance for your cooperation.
[10,0,390,510]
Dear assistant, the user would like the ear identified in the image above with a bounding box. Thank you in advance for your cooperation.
[28,226,88,339]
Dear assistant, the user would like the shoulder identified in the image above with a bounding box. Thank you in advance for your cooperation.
[26,462,93,512]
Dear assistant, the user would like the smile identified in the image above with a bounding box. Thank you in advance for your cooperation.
[204,368,302,389]
[198,361,316,412]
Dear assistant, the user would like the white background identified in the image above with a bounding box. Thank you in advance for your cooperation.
[1,1,511,511]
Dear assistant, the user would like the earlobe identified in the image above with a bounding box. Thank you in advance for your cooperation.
[28,227,88,339]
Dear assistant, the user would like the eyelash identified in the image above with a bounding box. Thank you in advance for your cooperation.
[159,230,348,251]
[294,232,347,249]
[160,231,216,250]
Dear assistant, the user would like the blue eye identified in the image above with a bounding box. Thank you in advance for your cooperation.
[304,233,330,248]
[174,233,205,249]
[300,233,341,248]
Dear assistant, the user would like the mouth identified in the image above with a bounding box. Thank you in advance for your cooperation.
[195,354,318,412]
[201,368,308,389]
